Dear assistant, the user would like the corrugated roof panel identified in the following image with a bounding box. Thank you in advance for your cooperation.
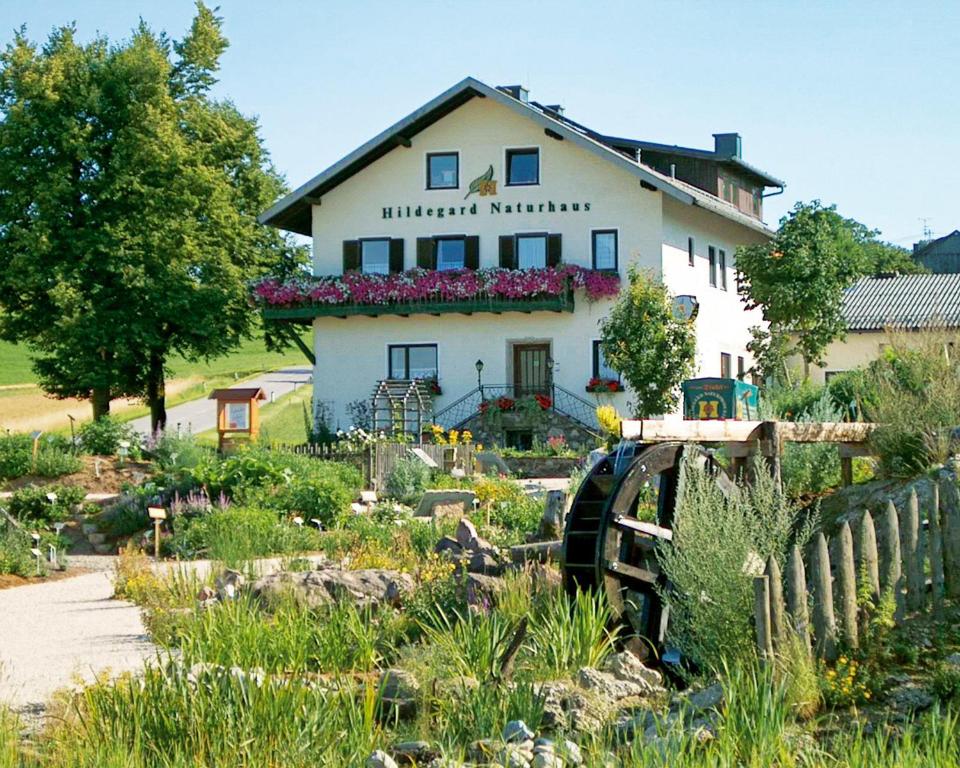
[842,274,960,331]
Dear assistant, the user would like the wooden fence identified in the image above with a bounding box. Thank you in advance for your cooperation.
[270,441,475,491]
[754,477,960,661]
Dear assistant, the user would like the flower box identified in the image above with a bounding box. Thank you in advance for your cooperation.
[586,377,623,393]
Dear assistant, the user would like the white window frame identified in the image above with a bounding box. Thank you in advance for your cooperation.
[359,237,391,275]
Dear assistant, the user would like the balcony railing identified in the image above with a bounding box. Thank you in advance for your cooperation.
[253,266,620,322]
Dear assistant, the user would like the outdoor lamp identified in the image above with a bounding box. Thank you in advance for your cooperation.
[475,359,484,389]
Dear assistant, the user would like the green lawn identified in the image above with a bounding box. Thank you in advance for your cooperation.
[0,333,312,388]
[196,383,313,446]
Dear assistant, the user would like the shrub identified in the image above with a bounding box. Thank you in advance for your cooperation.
[931,662,960,704]
[79,415,138,456]
[145,431,209,472]
[169,506,322,564]
[99,497,151,538]
[0,521,34,576]
[780,390,843,497]
[866,331,960,476]
[33,443,82,477]
[658,459,812,671]
[385,457,431,505]
[6,483,86,525]
[0,433,33,479]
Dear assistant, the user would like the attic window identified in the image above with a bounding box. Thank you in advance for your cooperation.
[427,152,458,190]
[506,148,539,186]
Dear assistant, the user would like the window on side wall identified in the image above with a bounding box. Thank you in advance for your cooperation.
[592,340,620,381]
[720,352,731,379]
[688,237,695,267]
[426,152,459,190]
[592,229,618,271]
[506,147,539,186]
[737,356,745,380]
[719,249,728,290]
[516,233,547,269]
[360,239,391,275]
[388,344,438,380]
[708,246,717,287]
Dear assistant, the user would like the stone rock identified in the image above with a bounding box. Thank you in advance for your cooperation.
[945,652,960,668]
[538,490,567,540]
[415,489,477,518]
[602,651,664,692]
[215,569,245,600]
[463,573,504,608]
[456,517,481,550]
[476,451,513,476]
[503,719,535,743]
[81,523,99,536]
[391,740,435,765]
[502,747,531,768]
[576,667,647,701]
[536,681,608,734]
[366,750,398,768]
[887,683,935,714]
[532,754,562,768]
[561,741,582,766]
[250,568,414,609]
[87,532,107,545]
[435,536,463,557]
[378,668,420,719]
[686,682,724,713]
[467,738,500,761]
[467,551,503,575]
[510,541,563,565]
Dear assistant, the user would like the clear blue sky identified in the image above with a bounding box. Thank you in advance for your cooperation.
[3,0,958,245]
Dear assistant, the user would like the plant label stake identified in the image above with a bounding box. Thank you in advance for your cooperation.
[148,507,166,560]
[29,430,43,470]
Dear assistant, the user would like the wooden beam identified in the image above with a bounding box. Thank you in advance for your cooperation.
[284,328,315,366]
[395,135,412,148]
[620,419,875,446]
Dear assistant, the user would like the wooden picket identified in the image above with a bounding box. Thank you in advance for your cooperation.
[757,478,959,661]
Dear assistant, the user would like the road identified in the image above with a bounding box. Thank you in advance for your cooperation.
[128,366,313,435]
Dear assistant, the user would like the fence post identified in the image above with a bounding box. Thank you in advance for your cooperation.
[785,544,811,652]
[754,575,774,662]
[765,554,786,646]
[857,510,881,603]
[903,488,924,612]
[835,522,858,649]
[929,482,946,617]
[940,476,960,598]
[881,500,905,623]
[811,532,837,661]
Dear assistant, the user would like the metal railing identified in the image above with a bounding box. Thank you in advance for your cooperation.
[432,382,601,435]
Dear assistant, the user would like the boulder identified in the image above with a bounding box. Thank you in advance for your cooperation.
[378,668,420,719]
[537,490,568,540]
[214,569,245,600]
[602,651,664,693]
[391,741,436,765]
[434,536,463,557]
[476,451,513,476]
[414,489,476,518]
[366,750,398,768]
[466,551,503,576]
[576,667,647,701]
[686,682,724,714]
[250,568,414,609]
[503,719,535,743]
[463,573,505,608]
[455,517,481,550]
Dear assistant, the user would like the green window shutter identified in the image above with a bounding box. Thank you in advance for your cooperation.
[416,237,436,269]
[464,236,480,270]
[343,240,360,272]
[389,239,404,273]
[499,235,516,269]
[547,233,562,267]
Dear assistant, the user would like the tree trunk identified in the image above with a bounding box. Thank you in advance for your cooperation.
[91,387,111,420]
[147,350,167,435]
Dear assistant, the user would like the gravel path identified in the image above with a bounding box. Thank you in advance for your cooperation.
[0,563,155,712]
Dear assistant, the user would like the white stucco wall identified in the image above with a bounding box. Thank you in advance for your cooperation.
[661,197,767,379]
[303,95,772,428]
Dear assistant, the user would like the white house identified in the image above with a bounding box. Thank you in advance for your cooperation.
[258,78,783,445]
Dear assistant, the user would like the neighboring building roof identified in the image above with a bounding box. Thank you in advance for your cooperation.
[260,77,776,237]
[912,230,960,274]
[842,273,960,331]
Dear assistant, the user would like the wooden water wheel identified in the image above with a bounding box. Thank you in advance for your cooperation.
[562,441,732,658]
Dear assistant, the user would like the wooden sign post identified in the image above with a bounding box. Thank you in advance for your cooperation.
[148,507,166,560]
[208,388,268,452]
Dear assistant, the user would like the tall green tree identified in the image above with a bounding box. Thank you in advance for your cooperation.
[599,267,696,418]
[736,201,868,378]
[0,5,305,429]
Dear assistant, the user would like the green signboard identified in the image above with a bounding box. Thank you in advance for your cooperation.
[682,378,759,421]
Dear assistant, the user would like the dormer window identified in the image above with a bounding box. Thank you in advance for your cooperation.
[427,152,458,190]
[506,148,539,186]
[516,234,547,269]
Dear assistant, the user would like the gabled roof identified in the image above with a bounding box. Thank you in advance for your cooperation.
[913,230,960,259]
[259,77,775,237]
[842,273,960,331]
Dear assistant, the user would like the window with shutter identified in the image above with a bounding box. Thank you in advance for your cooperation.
[547,233,562,267]
[389,239,404,273]
[342,240,360,273]
[516,234,547,269]
[464,236,480,270]
[499,235,516,269]
[359,239,390,275]
[416,238,435,269]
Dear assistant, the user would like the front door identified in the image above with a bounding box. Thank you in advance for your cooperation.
[513,343,551,397]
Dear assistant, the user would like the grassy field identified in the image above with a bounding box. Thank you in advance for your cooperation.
[0,333,312,433]
[195,383,314,446]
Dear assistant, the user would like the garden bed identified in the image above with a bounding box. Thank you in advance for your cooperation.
[499,455,583,478]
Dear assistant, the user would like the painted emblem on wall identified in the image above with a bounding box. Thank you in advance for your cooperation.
[464,165,496,199]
